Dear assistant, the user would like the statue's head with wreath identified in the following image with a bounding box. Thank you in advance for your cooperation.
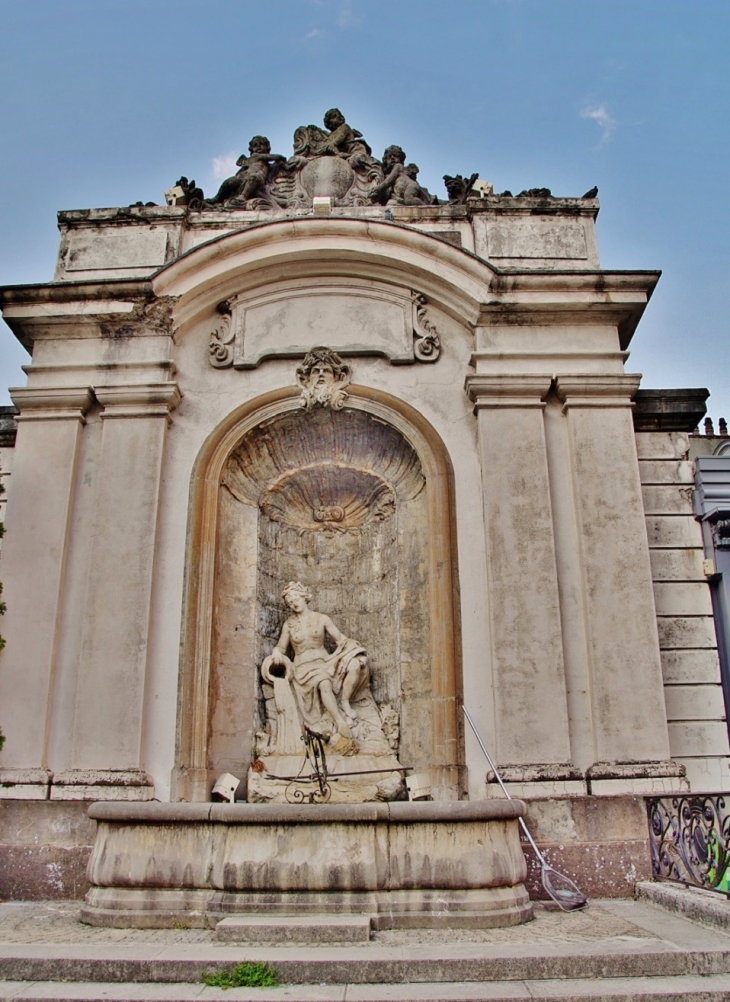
[282,580,312,611]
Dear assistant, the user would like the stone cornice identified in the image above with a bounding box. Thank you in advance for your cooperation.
[555,374,642,410]
[632,388,710,432]
[464,374,552,410]
[0,281,160,350]
[96,382,182,420]
[0,279,153,304]
[9,386,94,422]
[476,271,660,350]
[54,197,599,229]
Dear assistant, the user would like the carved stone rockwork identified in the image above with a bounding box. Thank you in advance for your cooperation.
[443,172,478,203]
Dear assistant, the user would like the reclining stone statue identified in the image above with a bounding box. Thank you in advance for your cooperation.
[250,581,404,802]
[261,581,367,755]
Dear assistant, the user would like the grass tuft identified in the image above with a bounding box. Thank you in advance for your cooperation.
[201,962,280,989]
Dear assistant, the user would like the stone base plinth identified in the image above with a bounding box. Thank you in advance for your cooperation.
[0,769,52,800]
[51,770,155,801]
[82,884,532,931]
[81,800,533,930]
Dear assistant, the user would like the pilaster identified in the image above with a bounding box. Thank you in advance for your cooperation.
[0,387,93,799]
[464,374,577,788]
[555,375,684,795]
[56,382,181,801]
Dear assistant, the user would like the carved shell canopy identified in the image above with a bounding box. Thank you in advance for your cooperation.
[224,408,425,532]
[261,464,395,531]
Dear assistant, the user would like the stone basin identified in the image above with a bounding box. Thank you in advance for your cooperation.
[82,800,533,930]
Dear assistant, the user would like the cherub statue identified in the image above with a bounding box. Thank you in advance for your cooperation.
[205,136,287,208]
[400,164,434,205]
[368,145,406,204]
[370,147,433,206]
[291,109,373,168]
[296,347,351,411]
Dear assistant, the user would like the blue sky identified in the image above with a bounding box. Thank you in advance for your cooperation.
[0,0,728,421]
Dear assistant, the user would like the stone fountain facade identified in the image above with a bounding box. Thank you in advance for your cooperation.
[0,109,727,918]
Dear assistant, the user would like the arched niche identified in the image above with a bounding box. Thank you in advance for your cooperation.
[173,386,464,802]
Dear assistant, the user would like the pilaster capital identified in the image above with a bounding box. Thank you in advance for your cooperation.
[9,385,94,423]
[96,382,182,421]
[464,374,552,411]
[555,374,642,410]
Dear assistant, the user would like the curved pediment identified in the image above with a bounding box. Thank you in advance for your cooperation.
[152,217,496,337]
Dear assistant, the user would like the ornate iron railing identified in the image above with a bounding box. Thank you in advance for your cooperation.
[647,794,730,893]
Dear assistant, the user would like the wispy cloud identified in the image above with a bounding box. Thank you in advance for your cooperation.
[211,152,238,179]
[337,4,354,27]
[303,2,357,41]
[580,104,616,144]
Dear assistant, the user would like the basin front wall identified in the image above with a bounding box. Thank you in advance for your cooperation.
[83,802,532,928]
[88,812,527,894]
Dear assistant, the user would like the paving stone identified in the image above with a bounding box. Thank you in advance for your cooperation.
[1,899,730,996]
[3,977,730,1001]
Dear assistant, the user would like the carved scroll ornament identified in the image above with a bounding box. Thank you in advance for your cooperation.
[208,302,234,368]
[411,293,441,362]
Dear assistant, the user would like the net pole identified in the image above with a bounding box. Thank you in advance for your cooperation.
[462,704,546,864]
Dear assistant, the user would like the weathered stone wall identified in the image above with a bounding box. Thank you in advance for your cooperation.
[255,519,400,710]
[0,801,94,900]
[521,796,652,899]
[636,430,730,790]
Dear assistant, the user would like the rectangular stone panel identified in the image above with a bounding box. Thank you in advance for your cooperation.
[661,648,721,684]
[668,721,730,757]
[641,485,694,514]
[650,548,706,582]
[653,581,714,617]
[65,227,168,271]
[677,755,730,792]
[657,616,718,649]
[232,287,413,367]
[645,515,703,548]
[638,460,694,485]
[663,684,726,721]
[484,219,588,259]
[635,432,690,461]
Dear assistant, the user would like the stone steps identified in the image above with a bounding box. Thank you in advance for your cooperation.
[1,939,730,985]
[1,898,730,999]
[215,914,372,944]
[2,974,730,1000]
